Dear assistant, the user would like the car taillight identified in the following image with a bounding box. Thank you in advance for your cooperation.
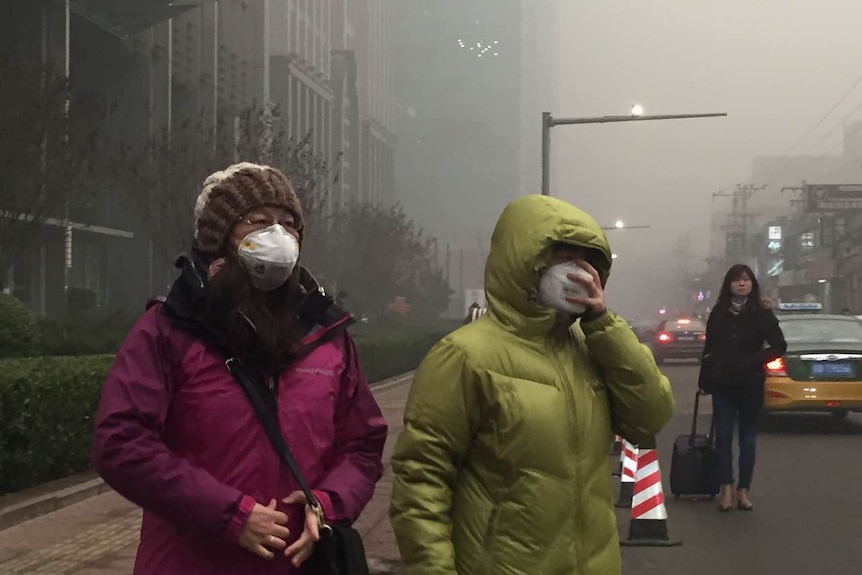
[766,357,787,376]
[657,332,672,344]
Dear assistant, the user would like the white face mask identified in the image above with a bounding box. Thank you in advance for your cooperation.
[236,225,300,291]
[538,262,592,315]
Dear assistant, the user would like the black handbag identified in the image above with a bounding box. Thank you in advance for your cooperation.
[226,358,371,575]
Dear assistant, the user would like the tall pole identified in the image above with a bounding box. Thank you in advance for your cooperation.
[541,112,551,196]
[445,242,451,284]
[63,0,71,311]
[459,248,464,294]
[213,1,219,152]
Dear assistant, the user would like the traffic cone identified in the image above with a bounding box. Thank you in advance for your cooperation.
[611,445,623,477]
[610,434,622,456]
[620,437,682,547]
[615,440,637,508]
[610,435,623,476]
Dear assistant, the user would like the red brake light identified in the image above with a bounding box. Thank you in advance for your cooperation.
[657,332,672,344]
[766,357,787,376]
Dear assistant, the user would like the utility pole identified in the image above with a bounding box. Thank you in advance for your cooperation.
[713,184,764,265]
[445,242,451,284]
[459,248,464,294]
[671,234,694,311]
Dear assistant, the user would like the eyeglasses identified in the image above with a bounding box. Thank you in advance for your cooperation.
[241,213,296,229]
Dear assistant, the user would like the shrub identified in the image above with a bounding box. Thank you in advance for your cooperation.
[354,331,447,383]
[37,311,136,356]
[0,355,114,495]
[0,293,40,358]
[0,329,450,495]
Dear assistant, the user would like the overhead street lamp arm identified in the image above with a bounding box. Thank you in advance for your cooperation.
[541,111,728,196]
[601,225,651,230]
[549,112,727,127]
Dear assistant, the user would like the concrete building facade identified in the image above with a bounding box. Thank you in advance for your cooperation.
[2,0,397,315]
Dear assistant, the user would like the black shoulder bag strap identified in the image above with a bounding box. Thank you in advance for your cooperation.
[224,358,370,575]
[225,358,322,512]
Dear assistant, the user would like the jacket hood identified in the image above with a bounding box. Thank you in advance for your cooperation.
[484,195,613,336]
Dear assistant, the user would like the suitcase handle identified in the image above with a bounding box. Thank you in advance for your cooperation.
[690,391,716,444]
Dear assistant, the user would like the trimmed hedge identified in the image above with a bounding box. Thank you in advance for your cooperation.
[354,330,448,383]
[0,294,40,358]
[0,355,115,494]
[0,330,447,495]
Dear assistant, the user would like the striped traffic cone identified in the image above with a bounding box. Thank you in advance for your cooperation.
[615,440,637,508]
[611,444,623,477]
[620,438,682,547]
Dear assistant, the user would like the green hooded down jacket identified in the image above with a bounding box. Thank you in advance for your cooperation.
[390,195,675,575]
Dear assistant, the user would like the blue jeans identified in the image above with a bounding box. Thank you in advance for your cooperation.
[713,387,762,490]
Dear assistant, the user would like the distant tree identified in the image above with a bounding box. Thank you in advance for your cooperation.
[0,50,100,289]
[314,202,451,318]
[109,104,450,318]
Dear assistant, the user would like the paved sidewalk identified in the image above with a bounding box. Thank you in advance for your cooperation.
[0,381,411,575]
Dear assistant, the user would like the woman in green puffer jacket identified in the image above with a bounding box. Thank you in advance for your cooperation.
[390,195,675,575]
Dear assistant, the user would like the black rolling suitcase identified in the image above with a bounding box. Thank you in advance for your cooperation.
[669,392,720,498]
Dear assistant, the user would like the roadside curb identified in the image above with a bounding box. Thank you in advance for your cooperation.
[0,476,111,531]
[0,371,415,532]
[370,371,415,392]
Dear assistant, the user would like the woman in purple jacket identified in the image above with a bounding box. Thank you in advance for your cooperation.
[92,163,388,575]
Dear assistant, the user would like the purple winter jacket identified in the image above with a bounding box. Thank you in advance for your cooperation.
[92,301,388,575]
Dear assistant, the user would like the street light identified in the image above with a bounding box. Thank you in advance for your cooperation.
[540,109,728,196]
[612,253,619,260]
[615,220,625,229]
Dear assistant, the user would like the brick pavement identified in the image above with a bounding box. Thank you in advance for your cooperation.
[0,380,411,575]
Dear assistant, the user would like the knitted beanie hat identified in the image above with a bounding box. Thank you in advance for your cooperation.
[192,162,303,256]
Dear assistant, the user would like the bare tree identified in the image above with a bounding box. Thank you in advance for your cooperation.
[316,202,451,318]
[0,52,100,288]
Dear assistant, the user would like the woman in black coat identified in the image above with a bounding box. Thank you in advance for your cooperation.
[699,264,787,512]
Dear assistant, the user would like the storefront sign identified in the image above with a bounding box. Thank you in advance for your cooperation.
[805,184,862,212]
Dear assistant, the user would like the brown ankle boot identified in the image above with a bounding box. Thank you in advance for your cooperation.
[736,489,753,511]
[719,484,734,512]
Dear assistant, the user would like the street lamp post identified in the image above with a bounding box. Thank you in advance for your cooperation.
[540,109,728,196]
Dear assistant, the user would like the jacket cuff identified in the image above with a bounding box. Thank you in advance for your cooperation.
[312,489,336,522]
[580,309,616,335]
[224,494,257,543]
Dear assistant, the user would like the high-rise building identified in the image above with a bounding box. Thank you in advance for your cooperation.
[394,1,559,311]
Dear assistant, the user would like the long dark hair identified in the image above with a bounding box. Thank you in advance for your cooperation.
[201,251,306,375]
[716,263,764,311]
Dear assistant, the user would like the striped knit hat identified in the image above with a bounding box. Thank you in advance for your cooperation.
[192,162,303,256]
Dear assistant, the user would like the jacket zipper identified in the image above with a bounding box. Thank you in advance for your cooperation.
[549,339,586,575]
[268,376,284,510]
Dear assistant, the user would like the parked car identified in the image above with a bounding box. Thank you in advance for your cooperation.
[628,318,658,344]
[651,317,707,365]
